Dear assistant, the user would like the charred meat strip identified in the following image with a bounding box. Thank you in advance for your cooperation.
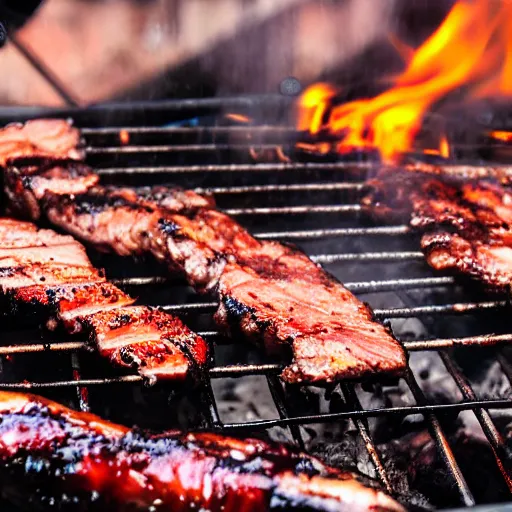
[215,242,406,383]
[0,391,405,512]
[3,119,407,385]
[0,218,209,382]
[363,168,512,289]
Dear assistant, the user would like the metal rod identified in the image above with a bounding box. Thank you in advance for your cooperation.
[216,398,512,430]
[266,376,305,449]
[439,352,512,492]
[311,251,424,264]
[373,301,508,319]
[224,204,361,216]
[2,332,512,358]
[4,331,512,356]
[339,384,393,494]
[160,300,507,316]
[404,371,476,507]
[9,35,79,107]
[82,125,295,136]
[199,182,365,195]
[0,375,509,424]
[201,380,223,428]
[87,143,293,154]
[404,334,512,351]
[255,225,411,240]
[95,162,374,176]
[345,276,455,293]
[111,276,170,287]
[112,275,455,293]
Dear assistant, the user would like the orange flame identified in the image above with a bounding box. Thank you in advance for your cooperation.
[489,130,512,142]
[298,0,512,162]
[225,113,251,124]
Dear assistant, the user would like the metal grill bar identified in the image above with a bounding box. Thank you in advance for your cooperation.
[0,373,508,419]
[94,161,512,177]
[311,252,424,263]
[224,204,361,216]
[439,352,512,491]
[158,300,508,316]
[95,162,374,176]
[207,399,512,429]
[404,370,476,506]
[87,143,292,154]
[198,182,365,194]
[201,380,223,428]
[2,332,511,358]
[339,383,393,494]
[266,376,305,449]
[82,125,295,136]
[255,226,411,240]
[112,275,455,293]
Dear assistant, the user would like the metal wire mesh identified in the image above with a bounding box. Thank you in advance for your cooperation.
[0,108,511,509]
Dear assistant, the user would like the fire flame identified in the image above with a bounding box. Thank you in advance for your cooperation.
[297,0,512,162]
[489,130,512,142]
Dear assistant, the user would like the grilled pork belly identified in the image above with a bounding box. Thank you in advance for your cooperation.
[0,391,405,512]
[0,119,83,166]
[0,218,209,382]
[364,168,512,289]
[2,119,407,385]
[216,242,406,383]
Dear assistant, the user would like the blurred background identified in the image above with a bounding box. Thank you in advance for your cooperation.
[0,0,452,106]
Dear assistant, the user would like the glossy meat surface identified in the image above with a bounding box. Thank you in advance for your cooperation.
[364,168,512,289]
[0,218,209,382]
[0,391,405,512]
[2,119,407,385]
[216,242,406,384]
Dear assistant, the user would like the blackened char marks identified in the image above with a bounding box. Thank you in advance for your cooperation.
[0,391,406,512]
[0,217,209,384]
[364,168,512,290]
[5,162,99,221]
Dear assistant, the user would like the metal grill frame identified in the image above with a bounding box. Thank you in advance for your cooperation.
[0,98,511,510]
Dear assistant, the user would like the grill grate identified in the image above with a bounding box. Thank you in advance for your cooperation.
[1,99,512,510]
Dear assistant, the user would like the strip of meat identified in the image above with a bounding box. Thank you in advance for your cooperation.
[215,242,405,383]
[0,119,83,166]
[3,120,407,385]
[0,218,209,383]
[0,391,405,512]
[363,168,512,290]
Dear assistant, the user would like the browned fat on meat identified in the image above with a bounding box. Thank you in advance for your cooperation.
[78,306,209,380]
[40,183,228,290]
[0,218,209,382]
[0,119,83,166]
[364,168,512,290]
[215,242,407,384]
[5,162,99,220]
[0,391,406,512]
